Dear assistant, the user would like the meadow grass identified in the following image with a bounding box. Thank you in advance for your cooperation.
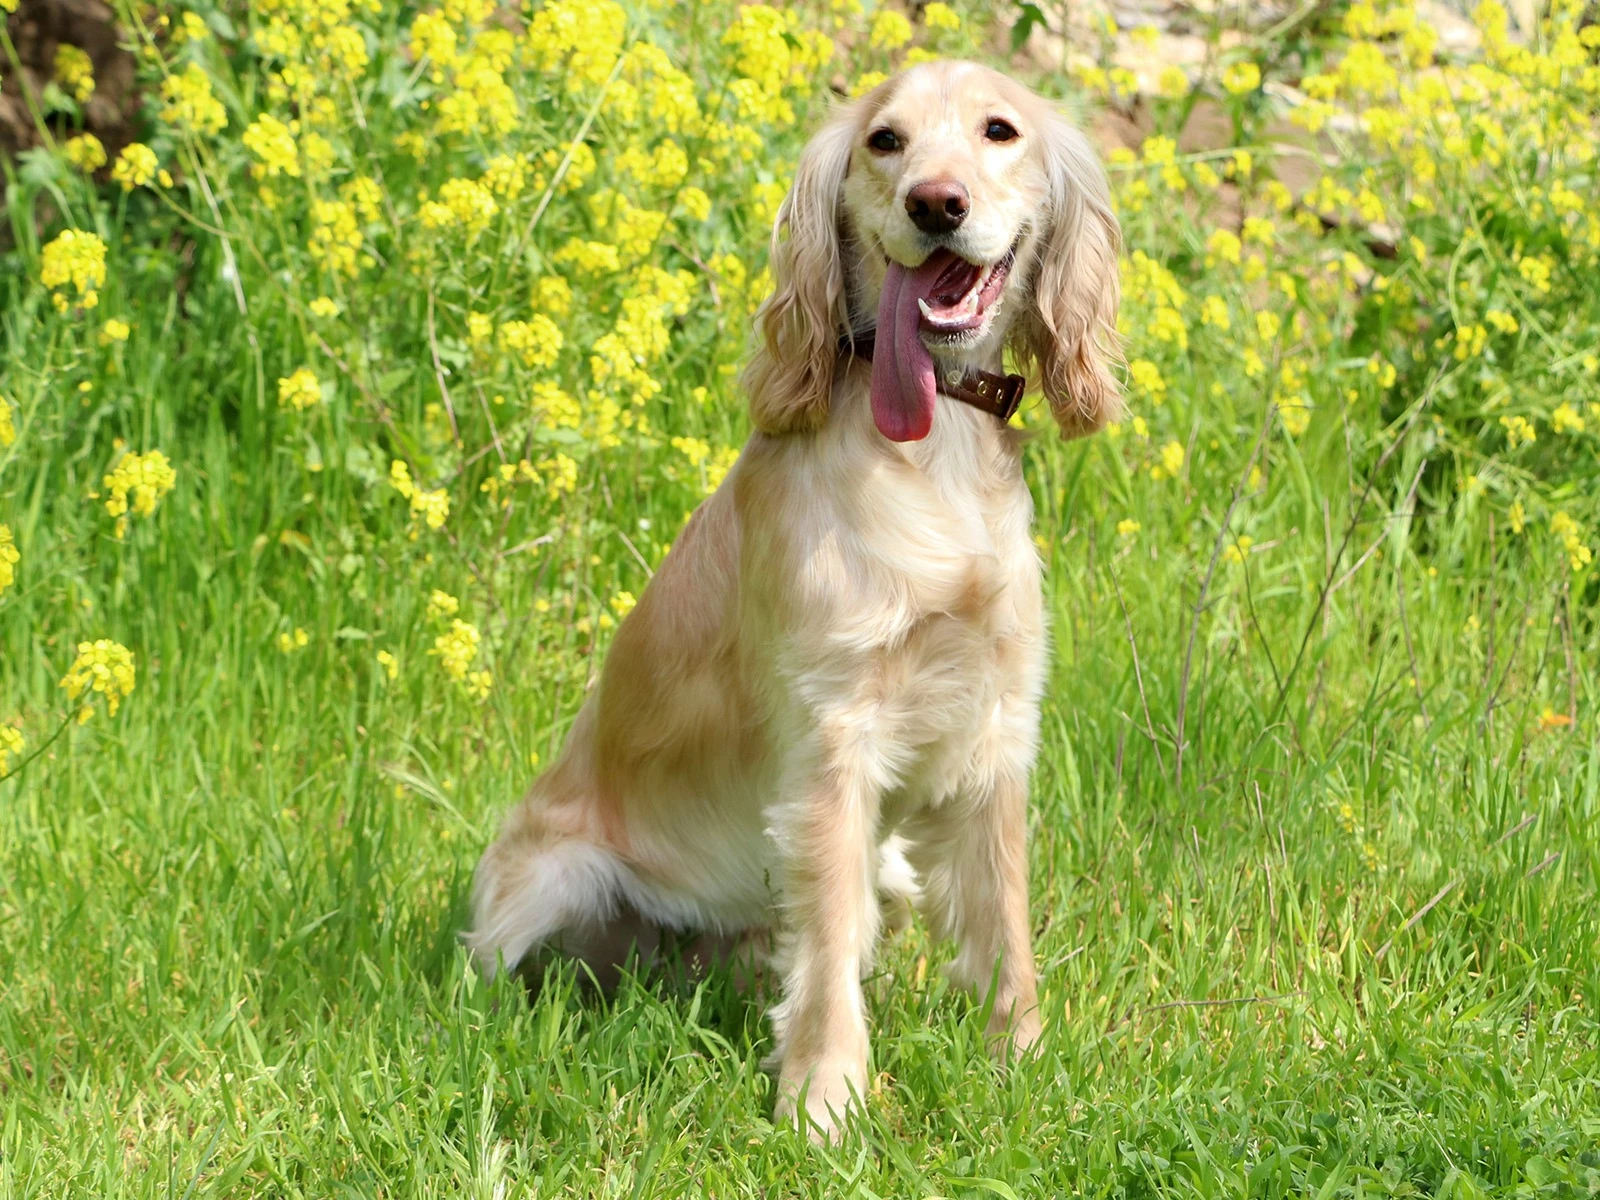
[3,0,1599,1195]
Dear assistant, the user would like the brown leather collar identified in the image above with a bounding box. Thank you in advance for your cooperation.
[839,331,1027,423]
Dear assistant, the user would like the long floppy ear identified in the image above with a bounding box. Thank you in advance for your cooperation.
[1012,107,1124,438]
[743,104,860,435]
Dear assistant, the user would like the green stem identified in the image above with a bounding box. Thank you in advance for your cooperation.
[0,711,76,786]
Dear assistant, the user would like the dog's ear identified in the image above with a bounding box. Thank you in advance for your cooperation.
[743,105,859,435]
[1012,108,1124,439]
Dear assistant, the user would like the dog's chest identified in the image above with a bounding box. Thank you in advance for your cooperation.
[864,468,1041,780]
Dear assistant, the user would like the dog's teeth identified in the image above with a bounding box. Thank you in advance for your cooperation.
[918,298,935,321]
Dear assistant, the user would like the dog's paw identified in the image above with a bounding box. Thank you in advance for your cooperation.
[776,1058,866,1144]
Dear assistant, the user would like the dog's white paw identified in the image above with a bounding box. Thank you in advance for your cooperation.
[776,1058,867,1144]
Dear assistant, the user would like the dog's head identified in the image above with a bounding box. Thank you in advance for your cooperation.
[745,60,1122,441]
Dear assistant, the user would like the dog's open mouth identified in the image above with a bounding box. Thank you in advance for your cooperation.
[871,246,1016,442]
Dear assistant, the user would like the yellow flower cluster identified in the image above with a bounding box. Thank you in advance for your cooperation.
[64,134,106,172]
[528,0,626,88]
[160,63,228,136]
[59,638,137,721]
[498,316,564,370]
[244,113,303,178]
[1550,512,1593,573]
[0,725,23,776]
[53,44,94,102]
[430,618,479,681]
[103,449,177,537]
[277,368,323,411]
[40,229,107,313]
[0,524,18,597]
[390,460,450,530]
[309,199,362,277]
[111,143,159,190]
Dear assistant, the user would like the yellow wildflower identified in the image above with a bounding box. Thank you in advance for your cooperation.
[1117,518,1140,539]
[1499,414,1536,449]
[1221,61,1260,95]
[243,113,301,178]
[54,44,95,103]
[103,450,177,522]
[0,725,23,775]
[100,318,130,344]
[277,368,323,411]
[0,524,17,596]
[870,8,913,49]
[528,0,627,86]
[427,590,460,620]
[498,315,563,369]
[534,276,573,319]
[310,200,362,276]
[160,63,228,136]
[437,178,498,237]
[924,2,960,30]
[111,143,158,190]
[63,133,106,172]
[431,619,480,681]
[377,650,400,680]
[59,638,137,721]
[1128,359,1166,401]
[40,229,107,313]
[1205,228,1242,266]
[1552,403,1585,435]
[1200,295,1231,330]
[1151,440,1185,481]
[390,459,451,529]
[277,628,310,653]
[1551,512,1593,572]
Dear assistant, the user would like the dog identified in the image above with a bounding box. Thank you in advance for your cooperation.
[468,59,1121,1141]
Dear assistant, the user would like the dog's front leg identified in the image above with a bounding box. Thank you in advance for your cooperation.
[768,733,883,1143]
[904,697,1043,1058]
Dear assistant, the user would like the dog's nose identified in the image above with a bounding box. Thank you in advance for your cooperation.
[904,180,970,234]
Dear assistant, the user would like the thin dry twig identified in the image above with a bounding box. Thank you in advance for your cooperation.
[1479,599,1533,736]
[1396,566,1429,722]
[1174,404,1276,793]
[1560,579,1577,726]
[1375,879,1459,960]
[515,53,627,252]
[1492,813,1536,846]
[1142,991,1305,1014]
[1524,852,1560,879]
[426,290,461,444]
[1270,382,1438,728]
[1108,559,1168,780]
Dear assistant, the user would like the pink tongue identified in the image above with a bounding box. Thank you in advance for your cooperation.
[871,254,955,442]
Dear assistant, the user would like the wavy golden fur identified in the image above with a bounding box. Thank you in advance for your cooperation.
[470,60,1121,1142]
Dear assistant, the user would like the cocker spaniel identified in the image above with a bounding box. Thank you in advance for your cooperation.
[469,59,1121,1141]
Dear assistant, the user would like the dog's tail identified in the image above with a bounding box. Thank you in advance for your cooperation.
[466,816,655,986]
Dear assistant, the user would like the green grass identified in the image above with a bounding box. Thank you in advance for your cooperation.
[4,0,1600,1193]
[1,351,1595,1194]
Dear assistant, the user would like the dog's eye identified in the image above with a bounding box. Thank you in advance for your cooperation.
[984,119,1019,143]
[867,127,901,153]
